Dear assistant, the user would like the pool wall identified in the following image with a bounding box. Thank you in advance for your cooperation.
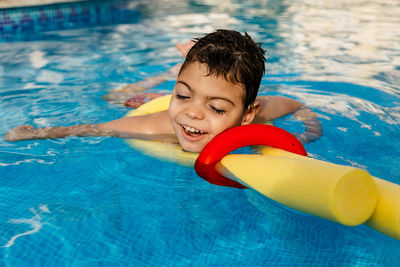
[0,0,139,40]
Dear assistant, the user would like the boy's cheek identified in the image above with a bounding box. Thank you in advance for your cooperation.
[168,101,180,119]
[167,105,177,123]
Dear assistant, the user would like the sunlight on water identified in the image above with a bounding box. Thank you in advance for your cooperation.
[2,205,51,248]
[279,0,400,95]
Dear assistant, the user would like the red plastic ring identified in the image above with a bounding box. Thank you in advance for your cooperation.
[194,124,307,189]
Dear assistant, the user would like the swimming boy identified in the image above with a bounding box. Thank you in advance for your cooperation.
[3,30,322,152]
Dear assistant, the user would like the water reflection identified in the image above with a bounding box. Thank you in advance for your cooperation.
[139,0,400,97]
[276,0,400,95]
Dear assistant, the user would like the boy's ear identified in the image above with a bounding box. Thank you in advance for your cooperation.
[241,101,260,125]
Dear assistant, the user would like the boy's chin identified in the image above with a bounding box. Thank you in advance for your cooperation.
[180,143,204,153]
[181,147,202,153]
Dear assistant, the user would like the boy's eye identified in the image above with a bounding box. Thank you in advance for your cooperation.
[210,105,226,114]
[175,94,190,100]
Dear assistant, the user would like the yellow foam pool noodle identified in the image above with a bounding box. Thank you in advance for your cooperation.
[131,94,171,114]
[365,177,400,240]
[216,151,378,226]
[261,147,400,240]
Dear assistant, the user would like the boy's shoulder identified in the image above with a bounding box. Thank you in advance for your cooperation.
[254,95,303,122]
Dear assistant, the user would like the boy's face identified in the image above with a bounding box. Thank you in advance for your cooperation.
[169,62,256,152]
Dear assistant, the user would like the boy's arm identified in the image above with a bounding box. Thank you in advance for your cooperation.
[254,96,322,144]
[3,111,178,142]
[3,124,107,141]
[98,111,177,141]
[101,64,181,106]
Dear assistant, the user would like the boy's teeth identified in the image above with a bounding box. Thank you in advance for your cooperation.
[182,124,204,134]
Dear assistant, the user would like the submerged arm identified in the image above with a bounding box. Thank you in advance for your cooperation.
[3,124,110,141]
[112,41,195,92]
[103,40,195,103]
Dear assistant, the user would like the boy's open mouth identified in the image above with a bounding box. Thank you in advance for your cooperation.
[180,123,206,137]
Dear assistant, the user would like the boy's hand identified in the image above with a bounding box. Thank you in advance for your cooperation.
[176,41,195,58]
[294,132,321,145]
[3,125,37,141]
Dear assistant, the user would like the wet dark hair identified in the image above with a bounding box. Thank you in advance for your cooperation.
[180,29,266,109]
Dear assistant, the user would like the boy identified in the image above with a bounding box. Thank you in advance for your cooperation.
[3,30,321,152]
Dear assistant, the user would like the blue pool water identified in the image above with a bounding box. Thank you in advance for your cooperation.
[1,0,400,265]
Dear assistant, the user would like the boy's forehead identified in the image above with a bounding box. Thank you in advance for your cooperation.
[179,61,245,89]
[177,62,247,106]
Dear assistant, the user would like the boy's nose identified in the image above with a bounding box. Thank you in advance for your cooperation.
[184,104,205,120]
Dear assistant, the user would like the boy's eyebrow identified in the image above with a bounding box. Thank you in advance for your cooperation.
[176,81,236,106]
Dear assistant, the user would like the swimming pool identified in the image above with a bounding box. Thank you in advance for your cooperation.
[1,0,400,265]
